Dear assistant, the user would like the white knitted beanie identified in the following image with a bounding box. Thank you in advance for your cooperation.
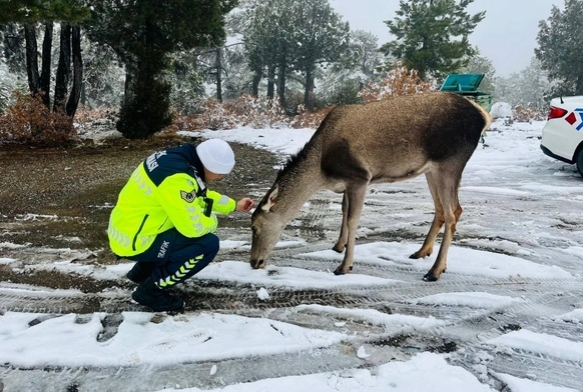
[196,139,235,174]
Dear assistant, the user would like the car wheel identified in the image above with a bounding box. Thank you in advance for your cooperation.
[576,149,583,178]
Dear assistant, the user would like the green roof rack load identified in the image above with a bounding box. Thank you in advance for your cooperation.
[439,73,492,113]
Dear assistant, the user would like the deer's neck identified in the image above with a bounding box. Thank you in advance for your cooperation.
[276,152,325,221]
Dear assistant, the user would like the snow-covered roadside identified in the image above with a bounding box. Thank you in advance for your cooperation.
[1,118,583,392]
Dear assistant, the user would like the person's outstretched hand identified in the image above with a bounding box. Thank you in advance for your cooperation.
[236,198,254,212]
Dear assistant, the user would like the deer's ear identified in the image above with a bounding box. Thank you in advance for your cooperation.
[262,186,279,212]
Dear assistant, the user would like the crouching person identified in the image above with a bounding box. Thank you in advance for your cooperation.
[108,139,254,312]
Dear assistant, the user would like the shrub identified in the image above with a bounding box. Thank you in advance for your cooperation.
[224,94,289,128]
[168,94,338,132]
[358,62,434,103]
[290,104,336,129]
[0,92,77,147]
[512,105,546,123]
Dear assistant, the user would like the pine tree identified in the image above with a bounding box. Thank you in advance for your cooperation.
[243,0,295,107]
[0,0,89,116]
[318,30,383,106]
[243,0,349,110]
[494,58,550,114]
[380,0,485,80]
[87,0,237,139]
[289,0,349,110]
[535,0,583,96]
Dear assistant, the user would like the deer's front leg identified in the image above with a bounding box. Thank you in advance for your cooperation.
[332,193,349,253]
[334,184,367,275]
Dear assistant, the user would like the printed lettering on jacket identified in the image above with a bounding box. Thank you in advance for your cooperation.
[146,151,167,172]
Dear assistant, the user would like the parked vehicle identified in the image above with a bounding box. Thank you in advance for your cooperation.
[540,96,583,177]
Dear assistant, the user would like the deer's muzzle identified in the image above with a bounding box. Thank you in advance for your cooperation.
[250,258,266,269]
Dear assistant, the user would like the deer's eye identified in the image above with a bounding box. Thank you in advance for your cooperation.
[251,225,258,234]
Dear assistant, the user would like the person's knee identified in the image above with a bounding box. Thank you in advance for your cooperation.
[203,233,220,257]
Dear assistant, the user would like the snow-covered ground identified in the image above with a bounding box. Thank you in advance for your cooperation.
[1,117,583,392]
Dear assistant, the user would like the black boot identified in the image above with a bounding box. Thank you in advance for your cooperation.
[132,278,184,312]
[126,262,156,284]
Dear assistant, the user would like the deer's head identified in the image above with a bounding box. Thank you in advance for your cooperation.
[250,185,286,269]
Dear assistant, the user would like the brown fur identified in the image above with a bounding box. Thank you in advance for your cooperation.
[251,92,492,281]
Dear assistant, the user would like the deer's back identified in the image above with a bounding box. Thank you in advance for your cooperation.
[317,92,489,182]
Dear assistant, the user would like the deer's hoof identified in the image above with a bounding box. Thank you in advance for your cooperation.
[334,266,353,275]
[332,244,346,253]
[410,249,432,259]
[423,272,439,282]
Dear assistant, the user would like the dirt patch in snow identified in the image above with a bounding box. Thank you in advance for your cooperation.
[0,133,279,289]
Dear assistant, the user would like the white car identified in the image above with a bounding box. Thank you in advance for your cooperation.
[540,96,583,176]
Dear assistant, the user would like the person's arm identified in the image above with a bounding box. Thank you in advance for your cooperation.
[156,174,218,238]
[206,190,255,214]
[206,189,237,215]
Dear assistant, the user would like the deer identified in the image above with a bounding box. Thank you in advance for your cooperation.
[250,92,492,281]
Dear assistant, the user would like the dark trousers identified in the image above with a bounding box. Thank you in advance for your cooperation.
[125,228,219,288]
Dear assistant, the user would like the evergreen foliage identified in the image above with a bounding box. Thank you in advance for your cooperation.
[0,23,26,72]
[0,0,88,24]
[165,52,207,115]
[494,58,551,114]
[0,1,89,117]
[2,0,579,144]
[461,53,495,94]
[117,77,172,140]
[243,0,349,110]
[87,0,237,139]
[535,0,583,95]
[243,0,295,107]
[380,0,485,80]
[318,30,383,106]
[290,0,350,110]
[0,60,18,112]
[81,41,125,109]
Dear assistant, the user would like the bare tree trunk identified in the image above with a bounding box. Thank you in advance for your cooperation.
[53,24,71,113]
[251,71,261,96]
[304,69,315,111]
[215,48,222,102]
[66,26,82,117]
[277,65,286,109]
[80,82,87,108]
[39,22,53,109]
[267,66,275,99]
[24,24,40,96]
[124,71,133,104]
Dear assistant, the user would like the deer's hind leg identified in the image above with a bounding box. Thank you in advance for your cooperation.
[422,168,463,282]
[334,183,368,275]
[332,193,349,253]
[410,172,445,260]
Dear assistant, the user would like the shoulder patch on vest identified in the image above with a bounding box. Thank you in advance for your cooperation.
[180,190,196,203]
